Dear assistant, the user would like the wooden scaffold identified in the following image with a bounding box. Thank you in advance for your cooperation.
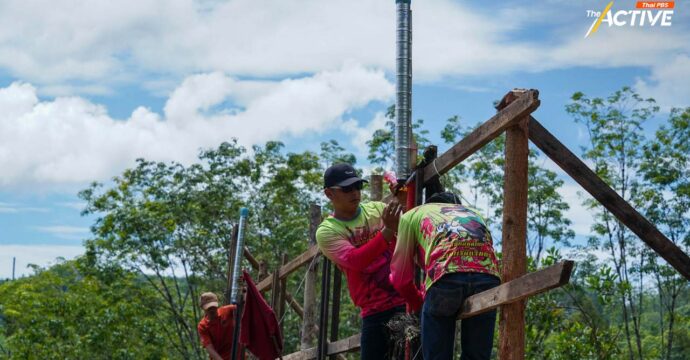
[225,89,690,360]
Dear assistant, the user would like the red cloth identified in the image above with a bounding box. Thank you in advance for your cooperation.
[240,270,283,360]
[197,305,236,359]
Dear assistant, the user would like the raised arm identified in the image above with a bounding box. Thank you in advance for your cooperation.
[317,202,402,271]
[390,212,423,312]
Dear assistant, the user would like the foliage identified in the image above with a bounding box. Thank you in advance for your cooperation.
[1,89,688,360]
[0,259,170,359]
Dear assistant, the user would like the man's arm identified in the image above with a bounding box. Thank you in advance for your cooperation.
[204,344,224,360]
[317,202,402,271]
[390,212,423,312]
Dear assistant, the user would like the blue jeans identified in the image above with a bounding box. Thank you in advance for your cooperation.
[361,305,405,360]
[421,272,500,360]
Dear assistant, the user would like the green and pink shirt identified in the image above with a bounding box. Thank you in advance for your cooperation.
[390,203,501,312]
[316,202,406,317]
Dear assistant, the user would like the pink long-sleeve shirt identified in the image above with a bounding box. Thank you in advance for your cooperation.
[316,202,406,317]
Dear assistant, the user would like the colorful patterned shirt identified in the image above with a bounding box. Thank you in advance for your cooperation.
[316,201,406,317]
[390,203,501,311]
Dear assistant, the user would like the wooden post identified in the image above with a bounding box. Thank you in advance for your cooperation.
[370,174,383,201]
[259,261,268,282]
[499,117,529,360]
[271,262,282,312]
[279,253,289,322]
[302,204,321,350]
[317,259,332,360]
[329,268,342,360]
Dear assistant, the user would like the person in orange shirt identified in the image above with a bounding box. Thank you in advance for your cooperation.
[197,292,237,360]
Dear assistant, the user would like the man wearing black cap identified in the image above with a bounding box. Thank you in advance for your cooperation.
[316,163,405,360]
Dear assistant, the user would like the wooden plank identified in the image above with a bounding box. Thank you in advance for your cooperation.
[243,246,260,270]
[326,334,361,356]
[499,118,529,360]
[286,292,304,318]
[280,262,577,360]
[258,245,321,291]
[284,334,361,360]
[528,118,690,280]
[422,89,540,184]
[459,261,574,319]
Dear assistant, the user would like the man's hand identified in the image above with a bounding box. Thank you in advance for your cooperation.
[382,200,403,233]
[390,183,408,206]
[204,344,224,360]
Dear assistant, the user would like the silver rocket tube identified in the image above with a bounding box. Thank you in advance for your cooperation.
[230,207,249,303]
[395,0,412,178]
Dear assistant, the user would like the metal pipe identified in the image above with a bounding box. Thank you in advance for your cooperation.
[230,207,249,303]
[395,0,412,178]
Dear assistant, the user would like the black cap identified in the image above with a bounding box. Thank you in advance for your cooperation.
[426,191,462,205]
[324,163,367,188]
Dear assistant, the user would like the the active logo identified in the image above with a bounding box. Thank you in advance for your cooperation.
[585,1,674,38]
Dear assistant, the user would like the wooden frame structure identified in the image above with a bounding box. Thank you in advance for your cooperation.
[228,89,690,360]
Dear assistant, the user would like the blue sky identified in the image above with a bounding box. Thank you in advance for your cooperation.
[0,0,688,278]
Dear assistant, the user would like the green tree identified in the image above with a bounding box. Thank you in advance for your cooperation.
[566,86,659,360]
[366,105,430,171]
[79,139,324,357]
[320,140,356,167]
[0,259,171,359]
[638,107,690,359]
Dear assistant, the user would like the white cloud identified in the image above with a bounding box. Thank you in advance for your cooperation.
[0,202,50,213]
[0,245,84,279]
[559,183,596,236]
[341,111,389,156]
[56,201,87,211]
[0,64,393,188]
[2,0,686,94]
[35,225,89,237]
[635,54,690,110]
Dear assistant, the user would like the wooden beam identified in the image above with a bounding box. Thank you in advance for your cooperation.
[282,261,574,360]
[302,203,321,350]
[499,118,530,360]
[422,89,540,184]
[284,334,361,360]
[286,292,304,318]
[528,118,690,280]
[459,261,574,319]
[326,334,361,356]
[258,245,321,291]
[243,246,260,270]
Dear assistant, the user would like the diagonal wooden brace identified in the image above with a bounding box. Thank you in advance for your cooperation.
[422,89,540,184]
[459,260,574,319]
